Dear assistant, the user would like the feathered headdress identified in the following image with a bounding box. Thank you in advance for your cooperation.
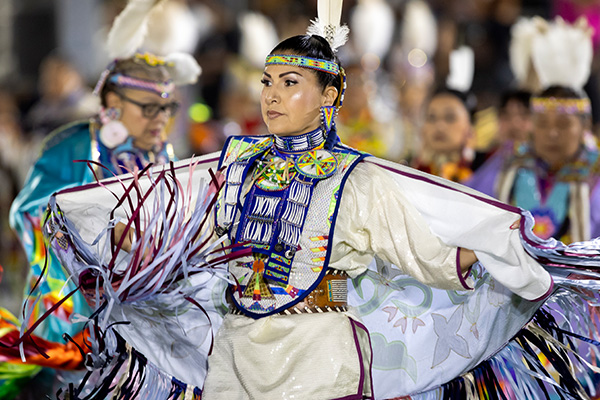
[104,0,201,86]
[530,16,593,91]
[306,0,350,52]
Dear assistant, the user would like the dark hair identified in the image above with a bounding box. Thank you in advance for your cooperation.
[429,87,477,121]
[500,90,531,110]
[269,35,342,102]
[537,85,586,100]
[100,57,171,107]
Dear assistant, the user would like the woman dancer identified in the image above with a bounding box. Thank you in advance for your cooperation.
[44,4,600,400]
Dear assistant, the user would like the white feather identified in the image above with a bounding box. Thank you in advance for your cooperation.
[163,53,202,85]
[531,16,593,90]
[145,2,201,56]
[401,0,437,56]
[106,0,166,60]
[509,17,542,87]
[239,12,279,68]
[351,0,394,58]
[446,46,474,93]
[306,0,349,52]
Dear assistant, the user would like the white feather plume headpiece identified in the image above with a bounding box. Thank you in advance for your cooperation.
[306,0,350,52]
[509,17,541,90]
[104,0,201,86]
[530,16,593,91]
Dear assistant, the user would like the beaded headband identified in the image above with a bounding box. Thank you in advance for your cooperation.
[531,97,591,115]
[93,53,176,98]
[107,74,175,99]
[264,54,346,108]
[265,54,340,75]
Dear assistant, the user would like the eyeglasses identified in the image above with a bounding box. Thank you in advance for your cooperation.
[118,92,180,119]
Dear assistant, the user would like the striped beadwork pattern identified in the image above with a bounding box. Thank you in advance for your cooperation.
[265,54,339,75]
[109,74,175,98]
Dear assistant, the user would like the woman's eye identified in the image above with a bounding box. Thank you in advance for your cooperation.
[284,79,298,86]
[261,79,271,87]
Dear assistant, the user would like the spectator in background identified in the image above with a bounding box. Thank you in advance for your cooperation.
[497,89,532,145]
[24,53,98,139]
[465,89,532,195]
[412,88,476,182]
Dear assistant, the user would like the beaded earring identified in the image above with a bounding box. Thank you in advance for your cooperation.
[99,107,128,148]
[321,105,337,150]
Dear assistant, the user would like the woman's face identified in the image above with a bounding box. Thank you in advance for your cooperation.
[106,88,176,151]
[260,64,336,137]
[421,93,471,154]
[532,110,584,168]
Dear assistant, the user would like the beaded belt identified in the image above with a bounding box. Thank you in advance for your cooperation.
[229,269,348,316]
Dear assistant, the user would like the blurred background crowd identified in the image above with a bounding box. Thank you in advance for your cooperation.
[1,0,599,313]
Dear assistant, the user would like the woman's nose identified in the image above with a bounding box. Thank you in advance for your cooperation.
[264,88,280,104]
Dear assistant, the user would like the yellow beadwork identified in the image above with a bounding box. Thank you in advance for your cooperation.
[531,97,591,114]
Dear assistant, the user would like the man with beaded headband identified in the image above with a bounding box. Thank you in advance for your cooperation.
[0,0,200,396]
[469,17,599,243]
[34,2,600,400]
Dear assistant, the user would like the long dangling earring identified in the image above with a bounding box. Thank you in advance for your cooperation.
[321,105,337,150]
[99,107,128,148]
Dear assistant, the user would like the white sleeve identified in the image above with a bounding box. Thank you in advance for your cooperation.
[330,162,466,291]
[359,158,553,301]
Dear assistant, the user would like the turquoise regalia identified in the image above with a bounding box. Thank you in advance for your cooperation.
[7,119,175,343]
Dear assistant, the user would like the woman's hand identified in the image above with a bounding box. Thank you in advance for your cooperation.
[113,221,135,252]
[458,219,519,276]
[458,248,477,275]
